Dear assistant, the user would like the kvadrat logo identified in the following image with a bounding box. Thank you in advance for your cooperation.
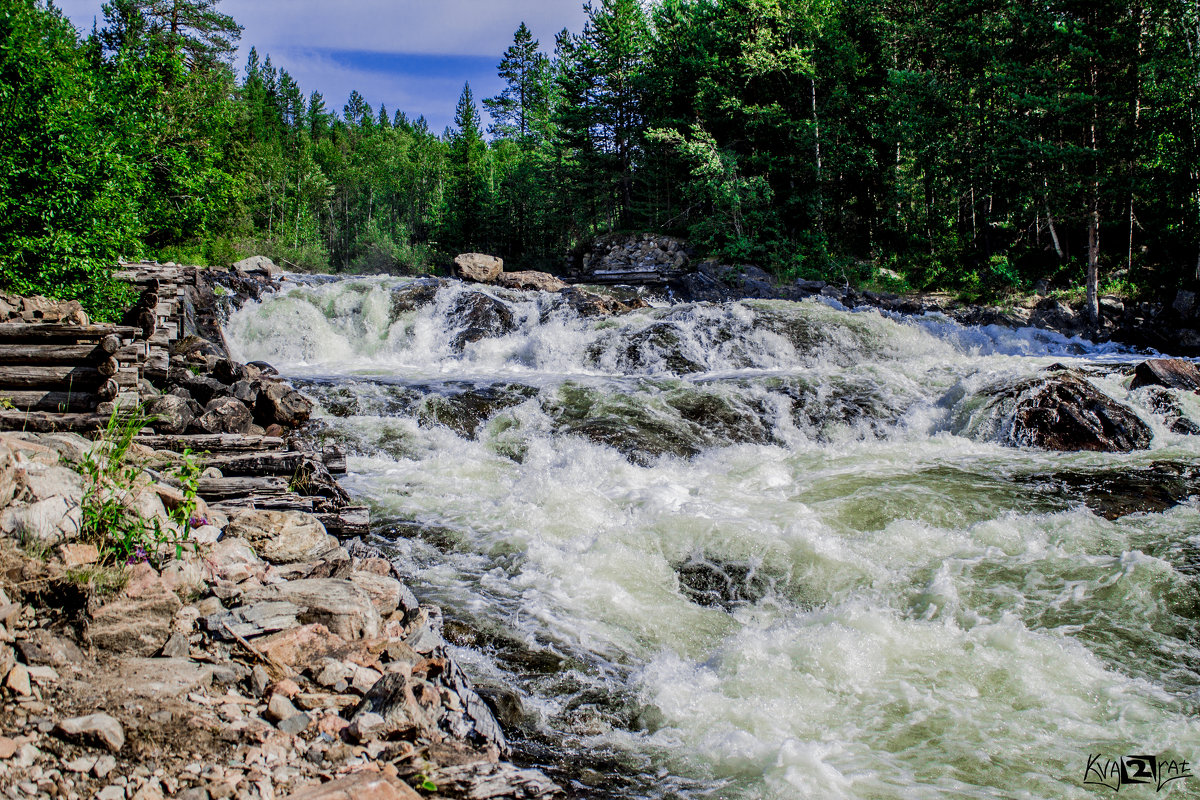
[1083,754,1193,792]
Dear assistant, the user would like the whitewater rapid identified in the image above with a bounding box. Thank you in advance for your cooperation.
[225,275,1200,799]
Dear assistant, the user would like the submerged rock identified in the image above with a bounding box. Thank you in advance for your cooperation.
[674,555,773,611]
[1017,462,1200,519]
[972,370,1152,453]
[447,292,517,350]
[390,278,444,316]
[1130,358,1200,392]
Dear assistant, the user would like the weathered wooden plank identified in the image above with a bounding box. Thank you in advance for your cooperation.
[0,323,139,342]
[0,364,113,389]
[197,476,290,500]
[0,390,98,413]
[210,495,316,513]
[0,338,121,364]
[0,410,108,432]
[134,434,287,453]
[315,506,370,538]
[322,446,347,475]
[199,451,310,476]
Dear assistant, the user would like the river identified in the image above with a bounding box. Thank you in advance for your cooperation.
[224,275,1200,799]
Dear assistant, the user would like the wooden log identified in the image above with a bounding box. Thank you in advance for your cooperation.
[0,410,108,432]
[134,433,287,453]
[316,506,370,538]
[0,364,111,389]
[197,476,290,500]
[0,323,139,342]
[0,390,98,412]
[95,378,119,401]
[199,451,311,476]
[210,495,316,513]
[0,338,121,364]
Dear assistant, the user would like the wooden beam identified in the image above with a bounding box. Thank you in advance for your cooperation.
[134,433,287,453]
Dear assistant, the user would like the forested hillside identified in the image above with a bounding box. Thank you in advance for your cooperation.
[2,0,1198,319]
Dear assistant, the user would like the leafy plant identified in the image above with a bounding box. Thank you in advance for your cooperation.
[76,406,197,567]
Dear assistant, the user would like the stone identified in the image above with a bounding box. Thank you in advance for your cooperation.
[0,737,17,759]
[93,754,117,778]
[425,762,560,800]
[89,579,181,656]
[64,755,98,773]
[97,786,125,800]
[224,510,341,565]
[160,632,190,658]
[233,255,278,278]
[345,673,433,741]
[240,579,381,640]
[25,665,58,684]
[205,537,265,583]
[203,601,302,640]
[266,693,300,723]
[276,712,311,736]
[495,271,567,293]
[0,495,83,544]
[197,397,254,435]
[5,663,31,696]
[255,382,314,427]
[16,630,85,666]
[0,443,16,511]
[147,395,195,435]
[57,542,99,567]
[250,665,271,697]
[452,253,503,283]
[115,658,215,698]
[282,773,421,800]
[1173,289,1196,317]
[1130,358,1200,393]
[348,572,404,617]
[970,370,1153,453]
[447,292,517,350]
[56,713,125,753]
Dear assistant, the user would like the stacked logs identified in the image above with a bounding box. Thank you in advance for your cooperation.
[0,322,143,430]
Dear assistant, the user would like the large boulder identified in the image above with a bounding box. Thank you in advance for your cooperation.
[255,381,314,427]
[196,396,254,435]
[1130,358,1200,392]
[232,255,278,278]
[224,510,343,565]
[495,271,567,293]
[147,394,194,435]
[239,578,381,640]
[453,253,503,283]
[88,575,182,656]
[972,370,1153,453]
[447,292,517,351]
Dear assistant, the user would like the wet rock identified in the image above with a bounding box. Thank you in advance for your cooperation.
[495,271,566,292]
[390,279,444,315]
[976,370,1152,453]
[56,713,125,753]
[225,510,342,565]
[474,684,526,729]
[448,292,517,350]
[555,287,638,318]
[424,761,561,799]
[417,383,538,438]
[240,579,382,640]
[1130,358,1200,392]
[1017,462,1200,519]
[674,555,773,610]
[196,397,254,435]
[256,381,314,427]
[453,253,504,283]
[147,394,194,435]
[284,773,422,800]
[614,323,704,374]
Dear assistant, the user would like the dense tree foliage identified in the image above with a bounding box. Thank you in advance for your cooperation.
[2,0,1198,318]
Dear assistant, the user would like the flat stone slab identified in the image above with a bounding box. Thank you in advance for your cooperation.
[116,657,215,698]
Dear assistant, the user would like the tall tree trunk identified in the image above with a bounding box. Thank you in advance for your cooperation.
[1086,59,1101,324]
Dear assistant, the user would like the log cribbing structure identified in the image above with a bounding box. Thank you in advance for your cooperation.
[0,263,368,537]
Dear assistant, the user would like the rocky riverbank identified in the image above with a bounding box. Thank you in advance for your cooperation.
[0,273,561,800]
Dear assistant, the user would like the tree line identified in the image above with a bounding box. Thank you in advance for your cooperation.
[1,0,1198,320]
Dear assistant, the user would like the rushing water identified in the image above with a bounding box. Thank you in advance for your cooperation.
[225,275,1200,799]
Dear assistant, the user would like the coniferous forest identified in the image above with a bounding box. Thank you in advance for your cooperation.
[2,0,1199,319]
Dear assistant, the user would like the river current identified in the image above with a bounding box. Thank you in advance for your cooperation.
[224,275,1200,799]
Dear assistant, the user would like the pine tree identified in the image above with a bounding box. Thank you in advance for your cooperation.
[124,0,241,67]
[484,22,551,141]
[447,82,489,249]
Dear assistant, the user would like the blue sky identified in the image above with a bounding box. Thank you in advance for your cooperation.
[54,0,589,132]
